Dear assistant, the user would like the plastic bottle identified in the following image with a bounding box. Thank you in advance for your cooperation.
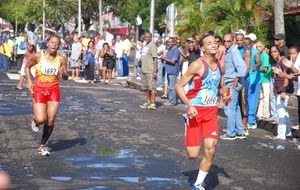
[225,87,230,106]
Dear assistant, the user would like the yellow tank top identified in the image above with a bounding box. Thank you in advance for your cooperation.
[34,51,61,88]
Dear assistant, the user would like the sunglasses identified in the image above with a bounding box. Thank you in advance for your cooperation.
[223,40,232,43]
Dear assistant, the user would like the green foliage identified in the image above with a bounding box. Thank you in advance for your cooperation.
[176,0,213,37]
[0,0,127,31]
[117,0,174,34]
[176,0,272,44]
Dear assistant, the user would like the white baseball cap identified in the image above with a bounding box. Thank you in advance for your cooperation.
[235,29,246,36]
[245,33,257,41]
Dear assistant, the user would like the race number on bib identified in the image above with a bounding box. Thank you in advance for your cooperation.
[41,63,59,76]
[203,96,218,105]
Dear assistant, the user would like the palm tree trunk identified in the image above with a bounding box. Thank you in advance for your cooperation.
[274,0,285,34]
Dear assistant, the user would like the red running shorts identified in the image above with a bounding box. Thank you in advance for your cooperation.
[33,85,60,104]
[184,106,219,147]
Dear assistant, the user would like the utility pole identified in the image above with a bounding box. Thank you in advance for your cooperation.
[274,0,285,34]
[42,0,45,40]
[149,0,155,38]
[78,0,82,36]
[15,20,18,36]
[99,0,103,34]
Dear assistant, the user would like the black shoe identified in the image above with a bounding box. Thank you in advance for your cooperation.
[236,133,247,140]
[220,134,236,140]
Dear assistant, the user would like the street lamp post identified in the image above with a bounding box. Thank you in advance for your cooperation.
[136,15,142,42]
[78,0,81,36]
[99,0,103,35]
[42,0,45,40]
[149,0,155,38]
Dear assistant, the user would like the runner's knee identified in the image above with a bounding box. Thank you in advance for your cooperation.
[187,153,199,159]
[35,116,47,125]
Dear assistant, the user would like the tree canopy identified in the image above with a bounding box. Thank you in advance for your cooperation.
[0,0,298,45]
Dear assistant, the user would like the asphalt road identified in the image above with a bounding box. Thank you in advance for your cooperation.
[0,73,300,190]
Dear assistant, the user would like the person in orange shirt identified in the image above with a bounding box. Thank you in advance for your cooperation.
[25,35,68,156]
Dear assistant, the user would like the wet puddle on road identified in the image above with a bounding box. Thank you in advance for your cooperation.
[54,148,186,188]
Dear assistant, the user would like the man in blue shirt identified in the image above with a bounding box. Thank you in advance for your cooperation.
[220,34,247,140]
[161,37,181,106]
[244,34,261,129]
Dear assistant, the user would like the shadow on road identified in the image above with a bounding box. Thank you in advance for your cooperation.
[182,164,229,190]
[48,138,87,152]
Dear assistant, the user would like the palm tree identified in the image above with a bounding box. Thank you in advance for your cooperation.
[176,0,272,41]
[274,0,285,34]
[176,0,214,37]
[205,0,266,34]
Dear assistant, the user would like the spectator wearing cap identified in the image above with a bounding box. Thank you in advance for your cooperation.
[274,33,289,57]
[244,33,262,129]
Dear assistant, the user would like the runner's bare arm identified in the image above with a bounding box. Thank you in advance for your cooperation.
[25,52,41,94]
[59,56,68,80]
[175,60,203,118]
[175,60,203,107]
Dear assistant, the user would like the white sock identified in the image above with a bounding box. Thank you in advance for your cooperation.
[194,169,208,185]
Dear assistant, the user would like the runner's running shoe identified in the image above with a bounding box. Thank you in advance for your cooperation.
[192,184,205,190]
[38,145,50,156]
[139,102,149,109]
[31,120,39,132]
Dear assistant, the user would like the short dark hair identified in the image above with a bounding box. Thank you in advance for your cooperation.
[235,33,244,39]
[103,42,110,48]
[199,33,215,47]
[289,46,299,53]
[168,37,175,42]
[48,34,60,43]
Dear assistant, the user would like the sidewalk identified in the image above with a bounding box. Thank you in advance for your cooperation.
[126,78,299,136]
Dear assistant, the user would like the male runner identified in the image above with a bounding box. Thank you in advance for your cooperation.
[175,34,230,190]
[25,35,68,156]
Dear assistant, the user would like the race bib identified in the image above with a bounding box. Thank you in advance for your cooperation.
[41,63,59,76]
[203,96,218,105]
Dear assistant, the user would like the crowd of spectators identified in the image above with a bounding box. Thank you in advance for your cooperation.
[135,29,300,141]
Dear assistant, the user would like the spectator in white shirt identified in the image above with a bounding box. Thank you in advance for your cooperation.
[114,35,125,76]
